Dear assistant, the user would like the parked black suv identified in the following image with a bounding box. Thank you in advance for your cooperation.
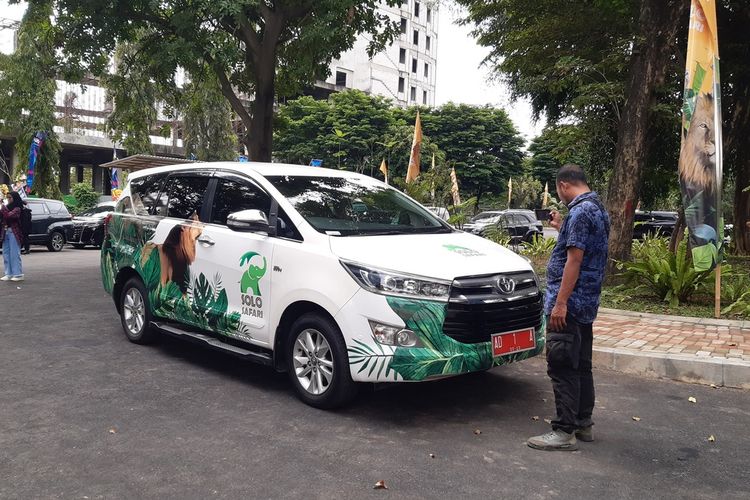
[67,202,116,248]
[633,211,678,239]
[464,209,544,243]
[25,198,74,252]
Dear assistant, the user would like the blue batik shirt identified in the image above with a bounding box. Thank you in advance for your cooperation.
[544,191,610,324]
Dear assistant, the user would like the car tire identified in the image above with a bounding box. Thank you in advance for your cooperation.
[285,312,358,409]
[119,277,157,344]
[47,231,65,252]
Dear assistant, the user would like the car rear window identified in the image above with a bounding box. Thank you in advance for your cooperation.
[129,173,167,216]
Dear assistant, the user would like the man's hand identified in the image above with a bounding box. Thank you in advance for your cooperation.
[549,210,563,231]
[550,302,568,332]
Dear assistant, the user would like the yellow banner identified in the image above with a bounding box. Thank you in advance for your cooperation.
[678,0,723,271]
[406,112,422,184]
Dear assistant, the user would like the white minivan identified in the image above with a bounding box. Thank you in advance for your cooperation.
[101,162,545,408]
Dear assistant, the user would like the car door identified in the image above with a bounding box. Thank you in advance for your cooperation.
[27,200,49,241]
[195,172,276,347]
[147,171,213,328]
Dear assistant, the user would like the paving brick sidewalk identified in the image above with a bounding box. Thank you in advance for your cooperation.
[590,308,750,389]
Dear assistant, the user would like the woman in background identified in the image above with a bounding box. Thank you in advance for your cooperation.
[1,191,25,281]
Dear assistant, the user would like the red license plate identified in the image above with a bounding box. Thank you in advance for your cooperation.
[492,328,536,357]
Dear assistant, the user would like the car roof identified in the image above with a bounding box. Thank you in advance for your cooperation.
[126,161,372,182]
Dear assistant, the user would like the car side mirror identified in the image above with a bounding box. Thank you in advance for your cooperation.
[227,209,270,233]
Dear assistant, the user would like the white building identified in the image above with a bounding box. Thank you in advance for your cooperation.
[322,1,438,107]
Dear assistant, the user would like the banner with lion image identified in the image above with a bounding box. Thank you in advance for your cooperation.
[678,0,723,271]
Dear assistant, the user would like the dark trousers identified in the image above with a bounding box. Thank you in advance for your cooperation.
[546,313,594,434]
[23,235,30,253]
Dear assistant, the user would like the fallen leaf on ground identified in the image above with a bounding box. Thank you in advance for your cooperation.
[531,416,539,421]
[728,342,737,347]
[429,453,436,459]
[373,480,388,490]
[708,435,716,442]
[710,384,718,389]
[544,418,552,424]
[108,428,116,434]
[473,429,482,435]
[632,416,641,421]
[688,396,697,403]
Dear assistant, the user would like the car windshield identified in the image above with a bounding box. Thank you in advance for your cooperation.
[266,175,451,236]
[471,212,500,222]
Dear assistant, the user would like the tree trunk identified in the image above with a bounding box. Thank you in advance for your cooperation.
[733,148,750,254]
[669,207,686,253]
[247,70,275,162]
[605,0,688,275]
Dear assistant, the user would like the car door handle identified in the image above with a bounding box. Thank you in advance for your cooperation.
[197,235,215,246]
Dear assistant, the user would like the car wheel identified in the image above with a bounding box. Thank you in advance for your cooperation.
[119,277,157,344]
[47,231,65,252]
[286,312,358,409]
[72,244,86,249]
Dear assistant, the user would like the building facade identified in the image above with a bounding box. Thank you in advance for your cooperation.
[322,1,438,107]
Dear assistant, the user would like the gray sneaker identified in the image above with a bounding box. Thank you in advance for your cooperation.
[576,426,594,442]
[527,430,578,451]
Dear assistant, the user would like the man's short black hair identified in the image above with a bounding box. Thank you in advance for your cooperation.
[556,164,588,185]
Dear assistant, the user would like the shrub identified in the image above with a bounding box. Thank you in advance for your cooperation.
[70,182,99,213]
[617,233,713,307]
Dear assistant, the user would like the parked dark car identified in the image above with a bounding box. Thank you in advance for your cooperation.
[67,202,116,248]
[25,198,74,252]
[633,211,678,239]
[464,209,544,243]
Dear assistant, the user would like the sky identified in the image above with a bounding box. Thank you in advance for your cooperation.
[435,5,546,145]
[0,1,545,144]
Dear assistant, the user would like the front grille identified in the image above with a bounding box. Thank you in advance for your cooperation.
[443,271,543,344]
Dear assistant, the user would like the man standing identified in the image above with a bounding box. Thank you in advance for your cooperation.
[527,164,610,451]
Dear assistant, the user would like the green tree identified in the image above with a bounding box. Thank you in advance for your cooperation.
[57,0,400,162]
[0,0,61,198]
[457,0,688,268]
[394,103,525,208]
[527,125,590,189]
[181,69,238,161]
[509,174,543,210]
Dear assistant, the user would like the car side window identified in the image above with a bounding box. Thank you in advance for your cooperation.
[161,175,211,220]
[210,178,271,225]
[28,201,47,216]
[130,173,167,216]
[46,201,67,214]
[116,197,134,214]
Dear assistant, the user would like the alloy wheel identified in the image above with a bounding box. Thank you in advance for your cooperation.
[123,288,146,336]
[292,328,334,395]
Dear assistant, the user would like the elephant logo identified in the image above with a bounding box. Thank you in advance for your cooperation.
[239,251,267,296]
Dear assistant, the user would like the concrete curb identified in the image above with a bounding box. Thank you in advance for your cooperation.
[598,307,750,329]
[593,347,750,390]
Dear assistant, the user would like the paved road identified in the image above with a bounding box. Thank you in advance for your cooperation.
[1,249,749,499]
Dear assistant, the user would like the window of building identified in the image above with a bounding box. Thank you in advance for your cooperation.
[413,29,419,45]
[411,58,417,73]
[423,90,428,105]
[398,77,405,93]
[399,48,406,64]
[426,7,431,23]
[426,35,431,51]
[400,18,407,34]
[410,86,417,102]
[424,63,429,78]
[335,71,347,87]
[415,1,420,17]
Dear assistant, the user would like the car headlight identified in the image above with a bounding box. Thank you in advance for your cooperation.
[341,261,451,302]
[369,321,422,347]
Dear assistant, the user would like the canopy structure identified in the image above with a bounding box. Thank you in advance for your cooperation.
[99,154,197,171]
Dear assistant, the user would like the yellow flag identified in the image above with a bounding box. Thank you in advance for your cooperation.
[507,177,513,208]
[431,153,436,170]
[379,158,388,185]
[406,111,422,184]
[543,182,549,209]
[450,167,461,206]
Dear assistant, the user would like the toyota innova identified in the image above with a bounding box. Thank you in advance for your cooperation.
[101,162,545,408]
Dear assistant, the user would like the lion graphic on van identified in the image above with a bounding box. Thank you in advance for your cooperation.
[142,214,204,294]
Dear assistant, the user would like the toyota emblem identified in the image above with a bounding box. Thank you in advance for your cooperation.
[497,277,516,294]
